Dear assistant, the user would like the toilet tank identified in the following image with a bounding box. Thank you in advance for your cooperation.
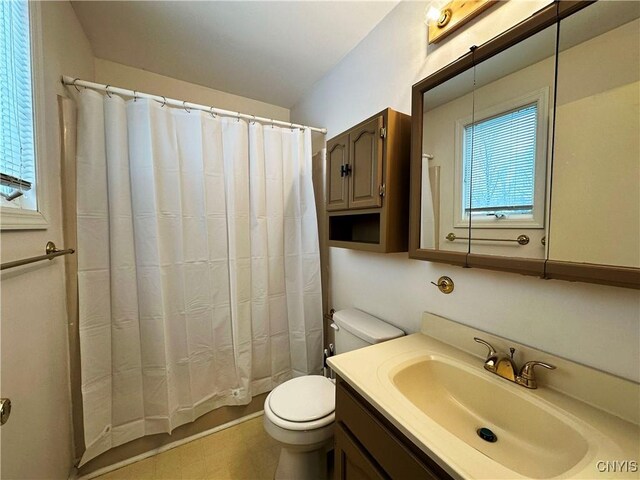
[332,308,404,354]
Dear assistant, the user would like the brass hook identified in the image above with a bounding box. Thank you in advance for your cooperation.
[430,276,454,294]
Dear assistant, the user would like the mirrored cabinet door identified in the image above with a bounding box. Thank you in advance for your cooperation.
[420,68,475,260]
[410,0,640,288]
[548,2,640,270]
[467,25,558,263]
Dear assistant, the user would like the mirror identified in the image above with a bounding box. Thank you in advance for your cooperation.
[411,1,639,287]
[421,68,474,257]
[548,2,640,269]
[468,26,557,260]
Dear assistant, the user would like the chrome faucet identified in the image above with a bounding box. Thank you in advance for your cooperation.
[474,337,555,389]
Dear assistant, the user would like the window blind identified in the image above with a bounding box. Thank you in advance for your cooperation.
[462,103,537,216]
[0,0,35,207]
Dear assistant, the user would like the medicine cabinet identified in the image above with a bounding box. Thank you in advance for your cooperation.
[409,1,640,288]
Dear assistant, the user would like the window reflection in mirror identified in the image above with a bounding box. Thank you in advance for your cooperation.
[468,25,557,259]
[421,68,474,252]
[549,2,640,268]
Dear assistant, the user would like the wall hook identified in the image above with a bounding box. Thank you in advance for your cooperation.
[430,276,454,294]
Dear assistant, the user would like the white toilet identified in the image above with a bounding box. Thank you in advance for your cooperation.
[263,308,404,479]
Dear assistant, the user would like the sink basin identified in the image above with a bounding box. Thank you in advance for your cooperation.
[391,357,589,479]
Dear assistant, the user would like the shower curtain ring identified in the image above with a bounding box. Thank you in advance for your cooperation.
[270,119,275,129]
[209,106,216,118]
[290,123,295,131]
[250,115,256,125]
[72,78,82,92]
[156,96,166,107]
[183,101,191,113]
[105,85,112,98]
[236,112,241,122]
[133,90,138,102]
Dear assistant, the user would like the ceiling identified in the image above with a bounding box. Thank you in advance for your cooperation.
[71,1,399,108]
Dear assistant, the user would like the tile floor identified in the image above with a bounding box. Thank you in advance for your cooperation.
[96,415,280,480]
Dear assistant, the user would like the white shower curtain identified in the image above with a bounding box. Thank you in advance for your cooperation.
[75,89,323,464]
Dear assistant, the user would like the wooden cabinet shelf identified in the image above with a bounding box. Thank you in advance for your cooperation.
[326,108,411,253]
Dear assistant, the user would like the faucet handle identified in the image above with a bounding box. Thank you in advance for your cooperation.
[474,337,497,358]
[517,361,556,389]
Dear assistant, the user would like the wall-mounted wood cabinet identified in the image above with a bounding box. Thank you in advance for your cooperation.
[327,108,411,253]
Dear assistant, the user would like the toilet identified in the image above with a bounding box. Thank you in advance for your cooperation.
[263,308,404,479]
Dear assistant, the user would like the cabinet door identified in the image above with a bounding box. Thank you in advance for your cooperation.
[327,133,350,211]
[349,116,383,209]
[336,423,388,480]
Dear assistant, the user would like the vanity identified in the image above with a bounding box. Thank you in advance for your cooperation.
[409,1,640,288]
[334,377,450,480]
[328,313,640,479]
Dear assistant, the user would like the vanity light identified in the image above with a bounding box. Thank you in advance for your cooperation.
[426,0,497,44]
[424,5,443,25]
[437,8,453,28]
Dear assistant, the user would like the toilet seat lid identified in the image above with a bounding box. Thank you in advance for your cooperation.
[269,376,335,422]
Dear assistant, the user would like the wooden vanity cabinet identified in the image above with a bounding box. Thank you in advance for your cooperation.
[334,376,454,480]
[326,109,411,253]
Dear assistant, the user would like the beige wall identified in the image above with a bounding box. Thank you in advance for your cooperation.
[0,1,94,479]
[94,59,290,122]
[291,1,640,382]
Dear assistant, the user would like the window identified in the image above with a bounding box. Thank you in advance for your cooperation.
[455,89,549,228]
[1,0,45,228]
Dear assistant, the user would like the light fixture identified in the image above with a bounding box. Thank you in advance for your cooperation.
[426,0,497,44]
[425,5,442,24]
[424,0,448,25]
[425,3,452,28]
[436,8,453,28]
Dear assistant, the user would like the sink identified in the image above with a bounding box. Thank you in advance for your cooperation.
[390,356,589,479]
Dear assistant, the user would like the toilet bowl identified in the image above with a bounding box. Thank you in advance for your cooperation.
[263,375,335,480]
[263,308,404,480]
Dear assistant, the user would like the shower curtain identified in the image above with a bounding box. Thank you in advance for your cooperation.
[75,89,323,464]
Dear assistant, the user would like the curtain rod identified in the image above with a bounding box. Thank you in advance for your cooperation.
[61,76,327,134]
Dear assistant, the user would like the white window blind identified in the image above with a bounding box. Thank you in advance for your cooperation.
[462,103,537,217]
[0,0,36,210]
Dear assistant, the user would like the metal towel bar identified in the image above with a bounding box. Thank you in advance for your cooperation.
[1,241,75,271]
[446,232,530,246]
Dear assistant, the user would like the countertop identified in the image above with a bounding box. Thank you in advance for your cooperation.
[328,331,640,479]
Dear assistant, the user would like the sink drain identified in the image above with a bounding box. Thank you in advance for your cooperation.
[477,427,497,443]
